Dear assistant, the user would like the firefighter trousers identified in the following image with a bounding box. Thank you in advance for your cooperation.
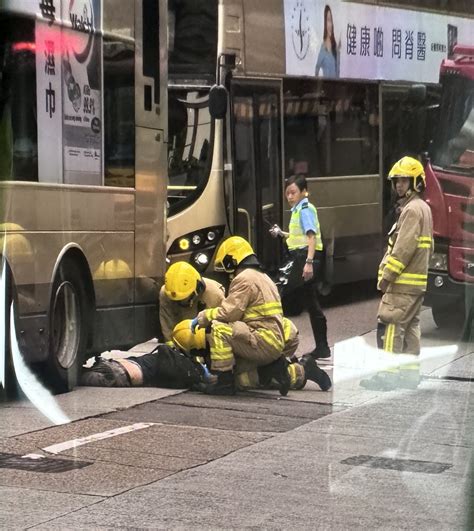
[377,292,425,355]
[208,320,283,372]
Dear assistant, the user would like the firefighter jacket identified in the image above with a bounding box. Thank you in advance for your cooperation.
[159,277,225,341]
[378,193,433,295]
[197,267,285,353]
[287,198,323,251]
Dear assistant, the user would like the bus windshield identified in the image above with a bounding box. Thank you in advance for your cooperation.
[167,89,214,215]
[432,73,474,173]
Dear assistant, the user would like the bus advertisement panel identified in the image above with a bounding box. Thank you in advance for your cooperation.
[284,0,473,83]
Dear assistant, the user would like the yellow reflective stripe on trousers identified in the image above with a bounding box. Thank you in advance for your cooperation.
[383,323,395,353]
[205,307,219,321]
[210,323,233,360]
[238,371,252,388]
[288,363,298,387]
[256,328,284,352]
[417,243,431,248]
[244,301,283,319]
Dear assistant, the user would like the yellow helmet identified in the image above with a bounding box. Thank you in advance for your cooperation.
[172,319,206,352]
[388,156,426,193]
[214,236,255,273]
[164,262,202,301]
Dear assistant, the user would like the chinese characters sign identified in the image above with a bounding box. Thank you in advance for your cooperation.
[284,0,473,83]
[34,0,102,184]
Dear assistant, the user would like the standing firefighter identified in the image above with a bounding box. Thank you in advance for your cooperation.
[191,236,291,396]
[362,156,433,391]
[159,261,225,342]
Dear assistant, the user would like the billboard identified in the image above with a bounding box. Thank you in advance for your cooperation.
[284,0,473,83]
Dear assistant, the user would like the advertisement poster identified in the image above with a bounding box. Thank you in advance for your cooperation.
[36,18,63,183]
[35,0,103,184]
[61,0,102,184]
[284,0,473,83]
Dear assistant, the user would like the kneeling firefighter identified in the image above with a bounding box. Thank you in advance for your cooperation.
[189,236,293,396]
[159,261,225,342]
[173,319,332,392]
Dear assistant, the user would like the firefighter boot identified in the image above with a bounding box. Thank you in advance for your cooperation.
[261,357,291,396]
[203,370,236,395]
[307,316,331,359]
[300,354,332,391]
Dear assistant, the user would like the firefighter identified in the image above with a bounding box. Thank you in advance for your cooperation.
[190,236,291,396]
[159,261,225,341]
[270,174,330,359]
[172,319,332,392]
[361,156,433,391]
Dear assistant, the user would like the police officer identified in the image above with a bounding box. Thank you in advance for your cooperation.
[361,156,433,391]
[159,261,225,342]
[270,174,330,359]
[191,236,291,396]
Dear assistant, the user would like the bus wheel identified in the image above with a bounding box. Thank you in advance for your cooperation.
[431,302,465,333]
[0,262,19,399]
[47,259,89,393]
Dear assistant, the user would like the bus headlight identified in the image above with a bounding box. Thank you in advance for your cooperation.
[192,234,202,246]
[179,238,190,251]
[207,231,216,242]
[429,252,448,271]
[193,253,209,268]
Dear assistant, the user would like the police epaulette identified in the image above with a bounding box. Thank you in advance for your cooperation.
[301,203,308,209]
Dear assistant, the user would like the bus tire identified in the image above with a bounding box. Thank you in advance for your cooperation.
[431,302,465,333]
[0,262,19,399]
[46,258,90,393]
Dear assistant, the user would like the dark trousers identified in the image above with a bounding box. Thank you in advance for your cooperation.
[280,249,328,349]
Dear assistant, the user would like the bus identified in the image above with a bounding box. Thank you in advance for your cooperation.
[0,0,168,393]
[166,0,472,290]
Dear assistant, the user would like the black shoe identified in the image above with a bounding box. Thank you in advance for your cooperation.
[360,373,399,392]
[266,357,291,396]
[300,355,332,391]
[306,344,331,359]
[203,371,236,395]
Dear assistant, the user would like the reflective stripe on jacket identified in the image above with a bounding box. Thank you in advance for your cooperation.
[198,268,285,352]
[378,193,433,295]
[287,199,323,251]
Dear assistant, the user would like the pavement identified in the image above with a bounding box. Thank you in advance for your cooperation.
[0,307,472,529]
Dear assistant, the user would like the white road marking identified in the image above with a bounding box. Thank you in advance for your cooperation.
[39,422,157,455]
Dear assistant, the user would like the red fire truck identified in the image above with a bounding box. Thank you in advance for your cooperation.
[424,45,474,333]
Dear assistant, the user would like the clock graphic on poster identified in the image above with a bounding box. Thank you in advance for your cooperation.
[290,1,310,60]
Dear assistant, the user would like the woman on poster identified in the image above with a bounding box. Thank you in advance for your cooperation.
[315,4,340,78]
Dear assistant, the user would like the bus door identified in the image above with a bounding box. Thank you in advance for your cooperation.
[230,80,283,273]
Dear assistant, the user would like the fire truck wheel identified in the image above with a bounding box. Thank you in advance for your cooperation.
[46,258,90,393]
[431,302,465,333]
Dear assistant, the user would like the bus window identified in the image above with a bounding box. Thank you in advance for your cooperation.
[0,17,38,182]
[283,79,379,178]
[168,90,214,215]
[103,38,135,188]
